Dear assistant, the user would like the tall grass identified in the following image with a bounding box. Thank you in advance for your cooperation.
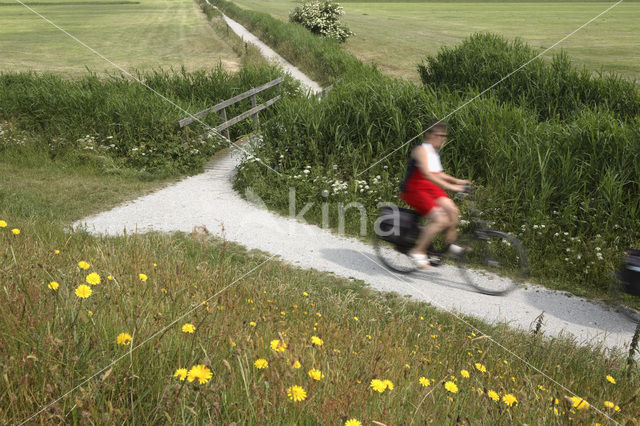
[418,33,640,122]
[0,65,300,176]
[210,0,363,86]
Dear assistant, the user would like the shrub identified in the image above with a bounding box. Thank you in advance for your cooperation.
[289,1,354,43]
[418,32,640,122]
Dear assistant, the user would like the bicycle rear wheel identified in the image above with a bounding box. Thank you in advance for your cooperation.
[456,230,528,295]
[373,235,418,274]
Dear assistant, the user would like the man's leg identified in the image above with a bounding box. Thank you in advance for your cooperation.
[410,207,449,255]
[435,197,460,245]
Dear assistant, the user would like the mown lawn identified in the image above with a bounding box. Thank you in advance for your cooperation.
[0,0,241,74]
[230,0,640,82]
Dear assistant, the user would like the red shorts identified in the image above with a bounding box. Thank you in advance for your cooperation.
[401,170,448,216]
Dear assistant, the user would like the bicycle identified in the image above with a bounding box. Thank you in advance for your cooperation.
[373,186,529,296]
[608,248,640,323]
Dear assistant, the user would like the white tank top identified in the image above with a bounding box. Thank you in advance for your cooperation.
[422,143,443,173]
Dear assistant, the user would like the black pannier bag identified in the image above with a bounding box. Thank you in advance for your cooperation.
[376,207,420,254]
[621,248,640,296]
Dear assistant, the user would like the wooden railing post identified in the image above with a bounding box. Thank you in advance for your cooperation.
[250,94,259,131]
[220,108,230,140]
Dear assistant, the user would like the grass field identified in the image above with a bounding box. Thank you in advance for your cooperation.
[230,0,640,82]
[0,0,242,74]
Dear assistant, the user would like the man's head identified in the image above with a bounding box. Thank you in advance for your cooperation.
[423,121,448,148]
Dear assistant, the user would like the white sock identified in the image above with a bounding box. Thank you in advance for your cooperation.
[447,244,464,255]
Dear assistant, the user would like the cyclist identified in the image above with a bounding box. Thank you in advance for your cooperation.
[400,121,470,269]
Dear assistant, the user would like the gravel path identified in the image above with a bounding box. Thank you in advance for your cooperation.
[76,10,638,355]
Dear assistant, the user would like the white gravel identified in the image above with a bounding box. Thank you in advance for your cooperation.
[75,9,638,356]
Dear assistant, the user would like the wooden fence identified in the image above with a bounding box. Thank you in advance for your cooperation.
[178,77,284,140]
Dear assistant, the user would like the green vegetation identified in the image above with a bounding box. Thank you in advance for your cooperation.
[0,0,241,74]
[1,66,299,176]
[419,33,640,121]
[289,1,354,42]
[1,3,639,423]
[211,0,363,86]
[1,171,639,424]
[231,0,640,82]
[234,32,640,301]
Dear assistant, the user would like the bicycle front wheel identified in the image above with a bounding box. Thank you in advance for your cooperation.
[457,230,528,296]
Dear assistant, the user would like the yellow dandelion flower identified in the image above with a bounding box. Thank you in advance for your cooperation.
[311,336,324,346]
[153,263,157,267]
[604,401,615,409]
[249,321,257,327]
[420,316,424,320]
[0,220,6,227]
[117,332,132,345]
[345,419,362,426]
[444,381,458,394]
[139,273,148,282]
[77,261,90,270]
[86,272,101,285]
[475,363,487,373]
[569,396,589,410]
[174,368,187,381]
[303,292,309,296]
[254,359,268,369]
[270,339,287,352]
[54,249,60,254]
[11,228,20,235]
[48,281,59,291]
[370,379,386,393]
[366,335,372,340]
[487,390,500,402]
[74,284,92,299]
[308,368,324,381]
[503,360,508,365]
[419,377,430,387]
[87,310,93,316]
[538,385,547,392]
[502,394,518,407]
[287,385,307,402]
[107,275,113,280]
[384,380,394,390]
[293,361,301,369]
[182,323,196,334]
[187,364,212,384]
[606,375,616,384]
[461,370,470,378]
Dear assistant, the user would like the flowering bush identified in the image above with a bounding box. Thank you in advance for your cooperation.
[289,1,354,43]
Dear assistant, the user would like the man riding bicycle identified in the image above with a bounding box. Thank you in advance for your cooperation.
[400,121,470,269]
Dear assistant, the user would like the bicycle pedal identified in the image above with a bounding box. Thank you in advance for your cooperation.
[429,257,443,267]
